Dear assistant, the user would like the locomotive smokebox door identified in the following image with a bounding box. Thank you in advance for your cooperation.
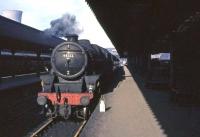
[51,42,88,80]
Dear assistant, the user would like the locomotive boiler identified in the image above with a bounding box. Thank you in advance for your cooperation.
[37,35,119,119]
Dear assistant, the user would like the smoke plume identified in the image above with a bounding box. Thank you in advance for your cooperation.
[44,13,82,37]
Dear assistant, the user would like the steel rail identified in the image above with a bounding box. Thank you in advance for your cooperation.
[30,118,54,137]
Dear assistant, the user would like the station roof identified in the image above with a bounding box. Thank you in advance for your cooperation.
[86,0,200,56]
[0,15,64,53]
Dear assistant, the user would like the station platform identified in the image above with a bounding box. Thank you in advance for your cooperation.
[0,75,40,91]
[80,66,200,137]
[80,67,166,137]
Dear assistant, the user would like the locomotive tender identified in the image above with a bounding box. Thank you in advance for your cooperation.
[37,35,119,119]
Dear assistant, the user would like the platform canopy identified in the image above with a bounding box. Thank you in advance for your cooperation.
[86,0,200,56]
[0,15,64,53]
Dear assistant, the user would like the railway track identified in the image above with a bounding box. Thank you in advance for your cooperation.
[30,118,54,137]
[29,118,87,137]
[73,120,86,137]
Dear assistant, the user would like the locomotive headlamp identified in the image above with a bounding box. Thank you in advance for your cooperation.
[88,84,94,92]
[37,96,47,106]
[41,81,44,91]
[80,96,90,106]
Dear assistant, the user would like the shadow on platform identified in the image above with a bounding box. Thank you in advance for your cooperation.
[127,64,200,137]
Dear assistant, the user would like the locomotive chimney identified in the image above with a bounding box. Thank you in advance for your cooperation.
[1,10,23,23]
[65,34,78,42]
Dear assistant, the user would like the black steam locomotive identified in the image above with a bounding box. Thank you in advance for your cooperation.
[37,35,119,119]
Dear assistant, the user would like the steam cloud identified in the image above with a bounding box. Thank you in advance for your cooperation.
[44,13,82,37]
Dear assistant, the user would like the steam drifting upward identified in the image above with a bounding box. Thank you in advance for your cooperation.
[44,13,82,37]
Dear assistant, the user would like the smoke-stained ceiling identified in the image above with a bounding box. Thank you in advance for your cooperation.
[86,0,200,56]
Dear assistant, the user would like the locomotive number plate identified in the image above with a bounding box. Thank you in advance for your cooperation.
[63,52,74,59]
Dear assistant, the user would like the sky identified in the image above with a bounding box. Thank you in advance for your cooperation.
[0,0,114,48]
